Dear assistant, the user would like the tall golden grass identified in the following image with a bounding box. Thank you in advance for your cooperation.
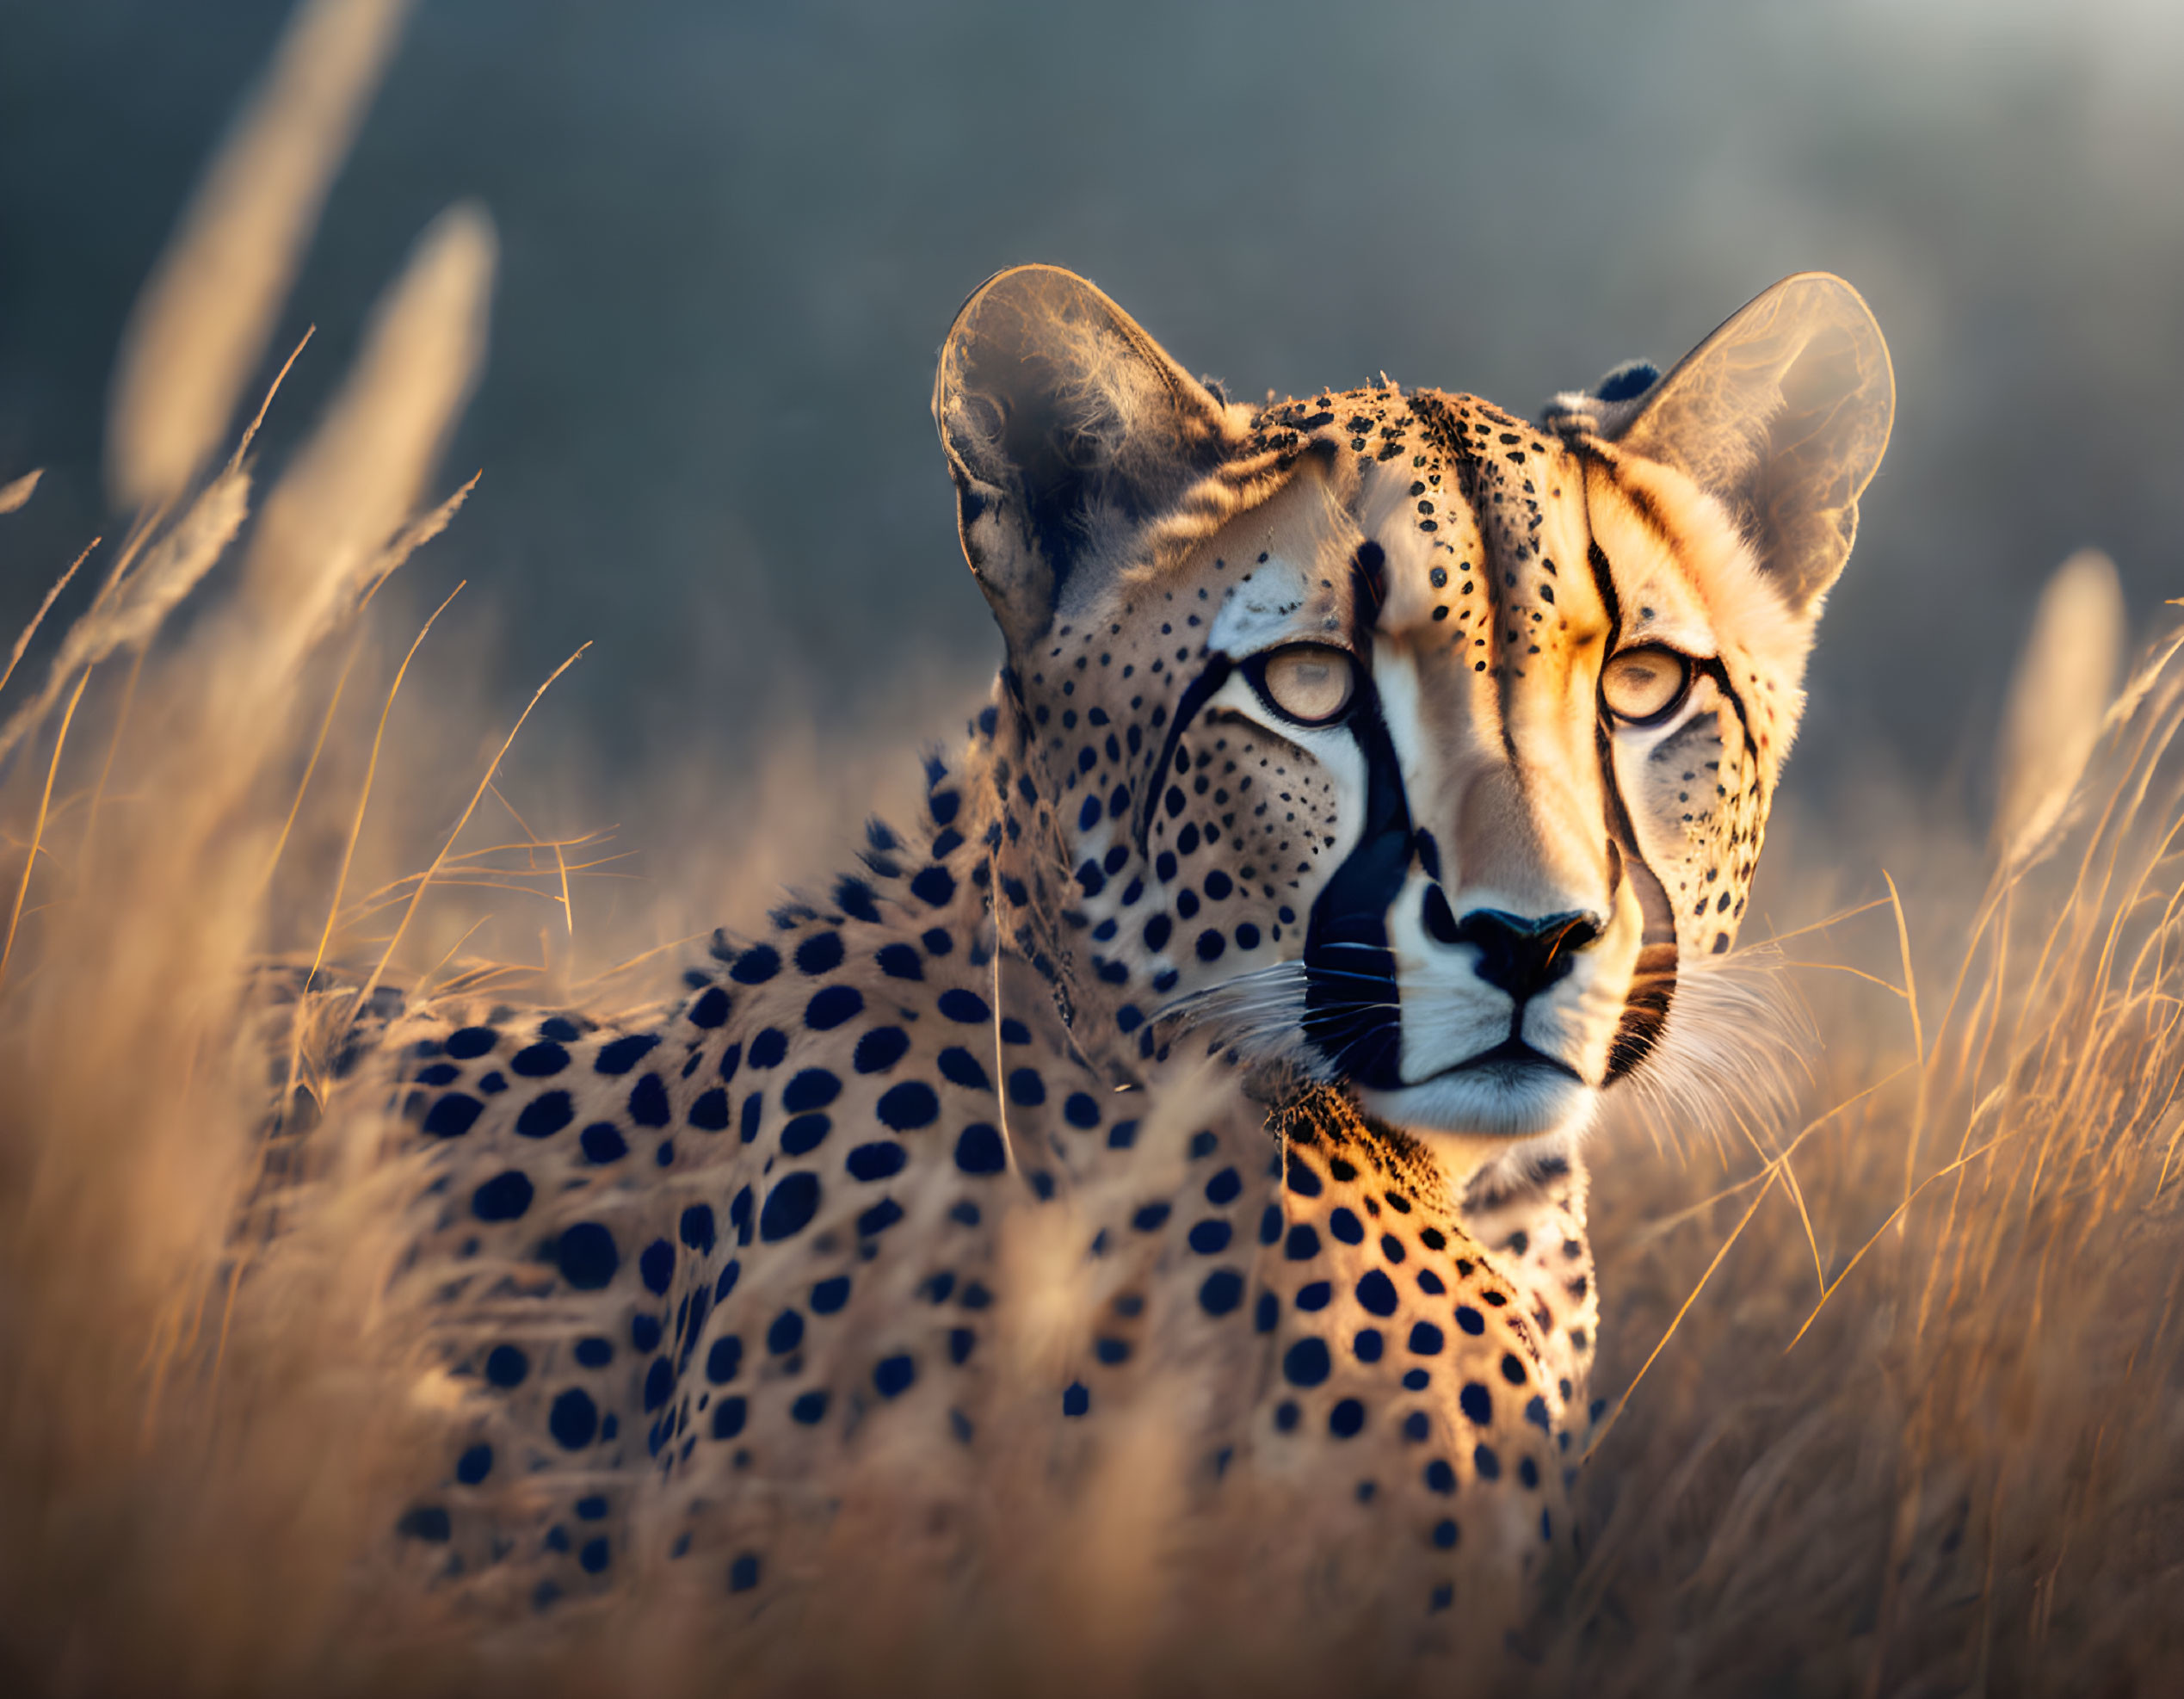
[1556,626,2184,1695]
[3,3,2181,1692]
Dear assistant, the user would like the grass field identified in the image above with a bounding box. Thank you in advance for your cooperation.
[2,3,2177,1692]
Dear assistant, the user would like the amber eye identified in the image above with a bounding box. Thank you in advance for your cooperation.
[1253,645,1357,726]
[1601,645,1692,725]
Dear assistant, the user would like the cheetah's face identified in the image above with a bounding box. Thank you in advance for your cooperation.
[936,268,1891,1153]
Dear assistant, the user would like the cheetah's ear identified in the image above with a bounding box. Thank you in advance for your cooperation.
[934,265,1234,649]
[1607,272,1894,616]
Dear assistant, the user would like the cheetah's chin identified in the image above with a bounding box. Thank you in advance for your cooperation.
[1358,1064,1599,1144]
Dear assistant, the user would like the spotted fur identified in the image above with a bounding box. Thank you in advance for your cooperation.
[325,266,1891,1638]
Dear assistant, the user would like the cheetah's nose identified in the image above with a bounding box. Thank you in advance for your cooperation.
[1422,896,1601,1002]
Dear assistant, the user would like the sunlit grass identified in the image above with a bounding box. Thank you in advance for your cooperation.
[1564,644,2184,1694]
[1,2,2179,1693]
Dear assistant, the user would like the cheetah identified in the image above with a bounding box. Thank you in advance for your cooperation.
[324,264,1891,1674]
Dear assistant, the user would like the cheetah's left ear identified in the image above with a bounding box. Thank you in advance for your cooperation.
[934,265,1235,650]
[1603,272,1894,617]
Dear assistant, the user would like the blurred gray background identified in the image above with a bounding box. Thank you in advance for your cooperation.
[3,0,2181,831]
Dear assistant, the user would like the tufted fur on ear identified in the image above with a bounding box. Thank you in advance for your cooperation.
[1552,273,1894,617]
[933,265,1238,650]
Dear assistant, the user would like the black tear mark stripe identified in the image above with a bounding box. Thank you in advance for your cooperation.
[1302,674,1413,1092]
[1598,733,1679,1083]
[1582,538,1623,641]
[1586,530,1676,1080]
[1692,653,1757,755]
[1299,541,1420,1089]
[1349,539,1389,651]
[1583,530,1686,1084]
[1573,443,1763,758]
[1131,656,1234,861]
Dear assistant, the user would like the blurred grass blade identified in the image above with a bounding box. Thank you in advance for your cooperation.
[0,538,96,704]
[236,202,495,663]
[0,469,42,515]
[1995,547,2124,869]
[105,0,414,510]
[0,472,249,771]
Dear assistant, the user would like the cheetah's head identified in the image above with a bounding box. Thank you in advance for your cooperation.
[934,266,1891,1167]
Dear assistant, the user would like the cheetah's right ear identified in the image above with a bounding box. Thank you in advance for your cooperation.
[934,265,1235,651]
[1604,272,1895,618]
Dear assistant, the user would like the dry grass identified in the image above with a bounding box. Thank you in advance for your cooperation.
[106,0,415,511]
[3,5,2182,1693]
[1552,658,2184,1696]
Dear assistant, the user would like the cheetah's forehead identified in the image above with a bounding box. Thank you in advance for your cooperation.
[1152,387,1622,671]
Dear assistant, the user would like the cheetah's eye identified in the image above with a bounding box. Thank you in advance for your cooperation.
[1601,645,1692,726]
[1252,645,1357,726]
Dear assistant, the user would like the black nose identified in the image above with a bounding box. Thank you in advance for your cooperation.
[1426,898,1601,1001]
